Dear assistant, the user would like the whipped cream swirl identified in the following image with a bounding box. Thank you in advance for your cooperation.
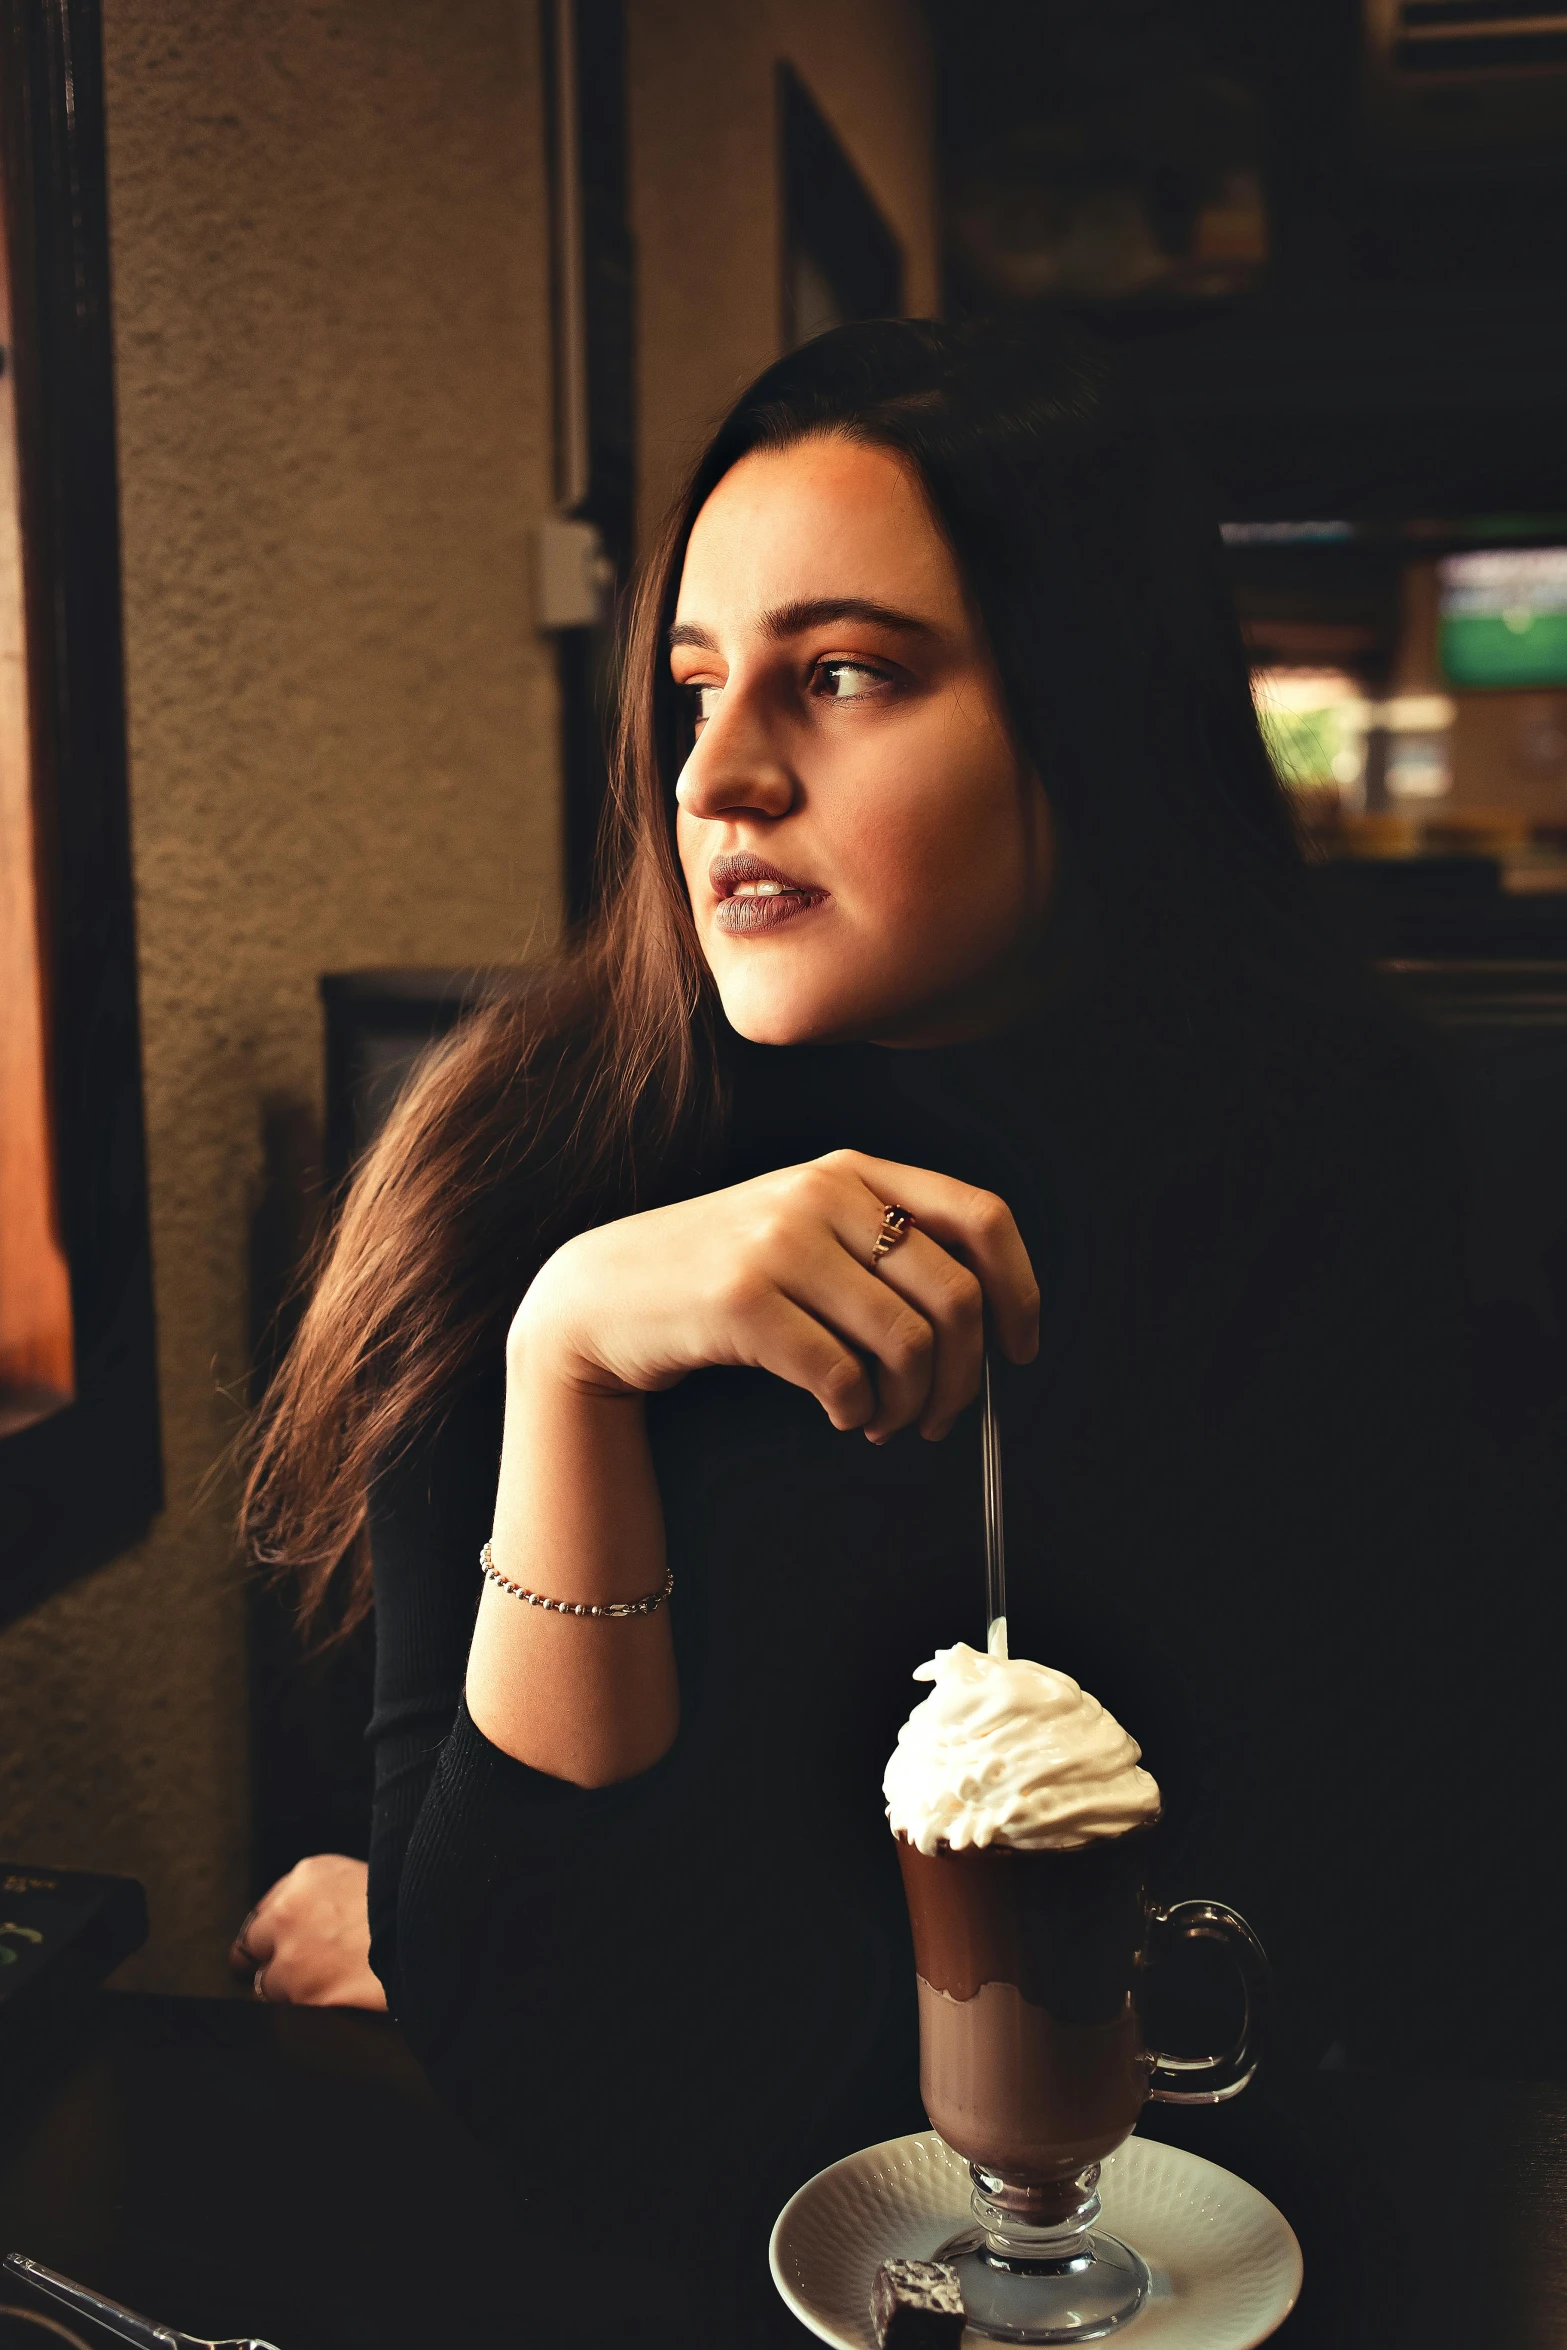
[883,1642,1161,1854]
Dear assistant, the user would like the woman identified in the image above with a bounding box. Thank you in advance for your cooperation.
[246,319,1486,2328]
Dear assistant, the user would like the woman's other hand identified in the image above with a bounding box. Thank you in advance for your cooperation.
[229,1853,386,2010]
[512,1148,1038,1444]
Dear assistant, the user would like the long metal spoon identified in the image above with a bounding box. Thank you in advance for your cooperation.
[981,1348,1008,1660]
[2,2257,279,2350]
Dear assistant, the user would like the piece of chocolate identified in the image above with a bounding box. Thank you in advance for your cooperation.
[870,2256,966,2348]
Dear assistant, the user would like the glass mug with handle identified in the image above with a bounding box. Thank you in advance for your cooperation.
[896,1822,1268,2344]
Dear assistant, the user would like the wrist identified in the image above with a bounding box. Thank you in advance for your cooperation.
[507,1262,627,1401]
[490,1337,659,1611]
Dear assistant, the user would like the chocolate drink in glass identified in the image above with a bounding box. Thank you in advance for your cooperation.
[884,1643,1268,2345]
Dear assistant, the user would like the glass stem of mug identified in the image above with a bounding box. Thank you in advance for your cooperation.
[968,2163,1103,2271]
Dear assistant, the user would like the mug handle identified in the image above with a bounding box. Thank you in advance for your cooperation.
[1144,1898,1270,2105]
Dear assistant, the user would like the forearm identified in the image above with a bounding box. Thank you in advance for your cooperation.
[464,1149,1036,1788]
[380,1696,792,2176]
[464,1336,680,1787]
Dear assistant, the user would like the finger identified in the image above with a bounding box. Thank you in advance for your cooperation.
[227,1904,261,1975]
[255,1962,297,2005]
[735,1287,877,1431]
[864,1229,985,1440]
[229,1900,277,1975]
[773,1232,939,1441]
[254,1929,321,2005]
[822,1151,1040,1363]
[774,1217,967,1440]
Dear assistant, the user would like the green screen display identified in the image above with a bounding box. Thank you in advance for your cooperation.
[1440,550,1567,689]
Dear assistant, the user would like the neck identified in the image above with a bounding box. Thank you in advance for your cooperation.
[866,947,1062,1052]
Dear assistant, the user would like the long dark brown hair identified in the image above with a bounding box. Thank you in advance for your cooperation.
[242,314,1311,1634]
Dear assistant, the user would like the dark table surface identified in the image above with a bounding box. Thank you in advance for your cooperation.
[0,1993,1563,2350]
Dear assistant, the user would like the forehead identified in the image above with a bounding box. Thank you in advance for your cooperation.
[674,436,963,631]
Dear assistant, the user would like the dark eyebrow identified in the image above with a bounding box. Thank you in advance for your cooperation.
[667,598,937,654]
[761,596,936,642]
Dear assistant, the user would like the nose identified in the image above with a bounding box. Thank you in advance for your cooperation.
[675,687,795,822]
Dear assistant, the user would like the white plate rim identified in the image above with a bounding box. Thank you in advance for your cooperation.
[769,2128,1304,2350]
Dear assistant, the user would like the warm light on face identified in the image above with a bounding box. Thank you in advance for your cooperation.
[669,435,1053,1050]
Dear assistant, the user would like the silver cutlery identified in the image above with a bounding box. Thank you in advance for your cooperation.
[981,1347,1008,1658]
[2,2257,279,2350]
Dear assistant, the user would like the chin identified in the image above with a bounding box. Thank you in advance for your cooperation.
[709,962,859,1047]
[712,960,917,1049]
[717,993,850,1048]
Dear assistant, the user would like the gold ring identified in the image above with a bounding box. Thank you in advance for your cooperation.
[869,1204,915,1272]
[253,1965,270,2002]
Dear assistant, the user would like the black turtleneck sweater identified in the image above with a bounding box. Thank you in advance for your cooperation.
[363,1003,1539,2339]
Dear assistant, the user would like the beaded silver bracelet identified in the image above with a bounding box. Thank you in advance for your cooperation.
[479,1539,673,1619]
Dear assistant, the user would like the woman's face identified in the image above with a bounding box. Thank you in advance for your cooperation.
[670,434,1054,1049]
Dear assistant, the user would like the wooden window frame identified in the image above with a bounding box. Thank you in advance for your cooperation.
[0,0,160,1627]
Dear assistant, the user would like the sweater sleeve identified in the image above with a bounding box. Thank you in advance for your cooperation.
[363,1366,894,2185]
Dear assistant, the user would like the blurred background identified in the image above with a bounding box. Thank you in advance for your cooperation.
[2,0,1565,1992]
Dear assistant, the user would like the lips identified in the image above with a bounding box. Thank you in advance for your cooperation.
[709,851,828,936]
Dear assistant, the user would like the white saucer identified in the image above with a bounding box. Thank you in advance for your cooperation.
[770,2130,1302,2350]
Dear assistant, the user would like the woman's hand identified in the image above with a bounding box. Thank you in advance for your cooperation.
[512,1149,1038,1442]
[228,1854,386,2010]
[472,1153,1036,1789]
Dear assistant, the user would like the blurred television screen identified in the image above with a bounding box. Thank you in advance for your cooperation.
[1440,549,1567,691]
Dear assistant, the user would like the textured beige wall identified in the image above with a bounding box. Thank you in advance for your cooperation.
[628,0,938,542]
[0,0,559,1991]
[0,0,937,1998]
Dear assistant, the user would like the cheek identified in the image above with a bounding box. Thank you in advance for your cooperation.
[675,811,707,905]
[835,712,1036,932]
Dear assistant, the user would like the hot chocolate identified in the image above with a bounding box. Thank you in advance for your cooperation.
[884,1644,1162,2185]
[880,1643,1266,2343]
[897,1832,1153,2183]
